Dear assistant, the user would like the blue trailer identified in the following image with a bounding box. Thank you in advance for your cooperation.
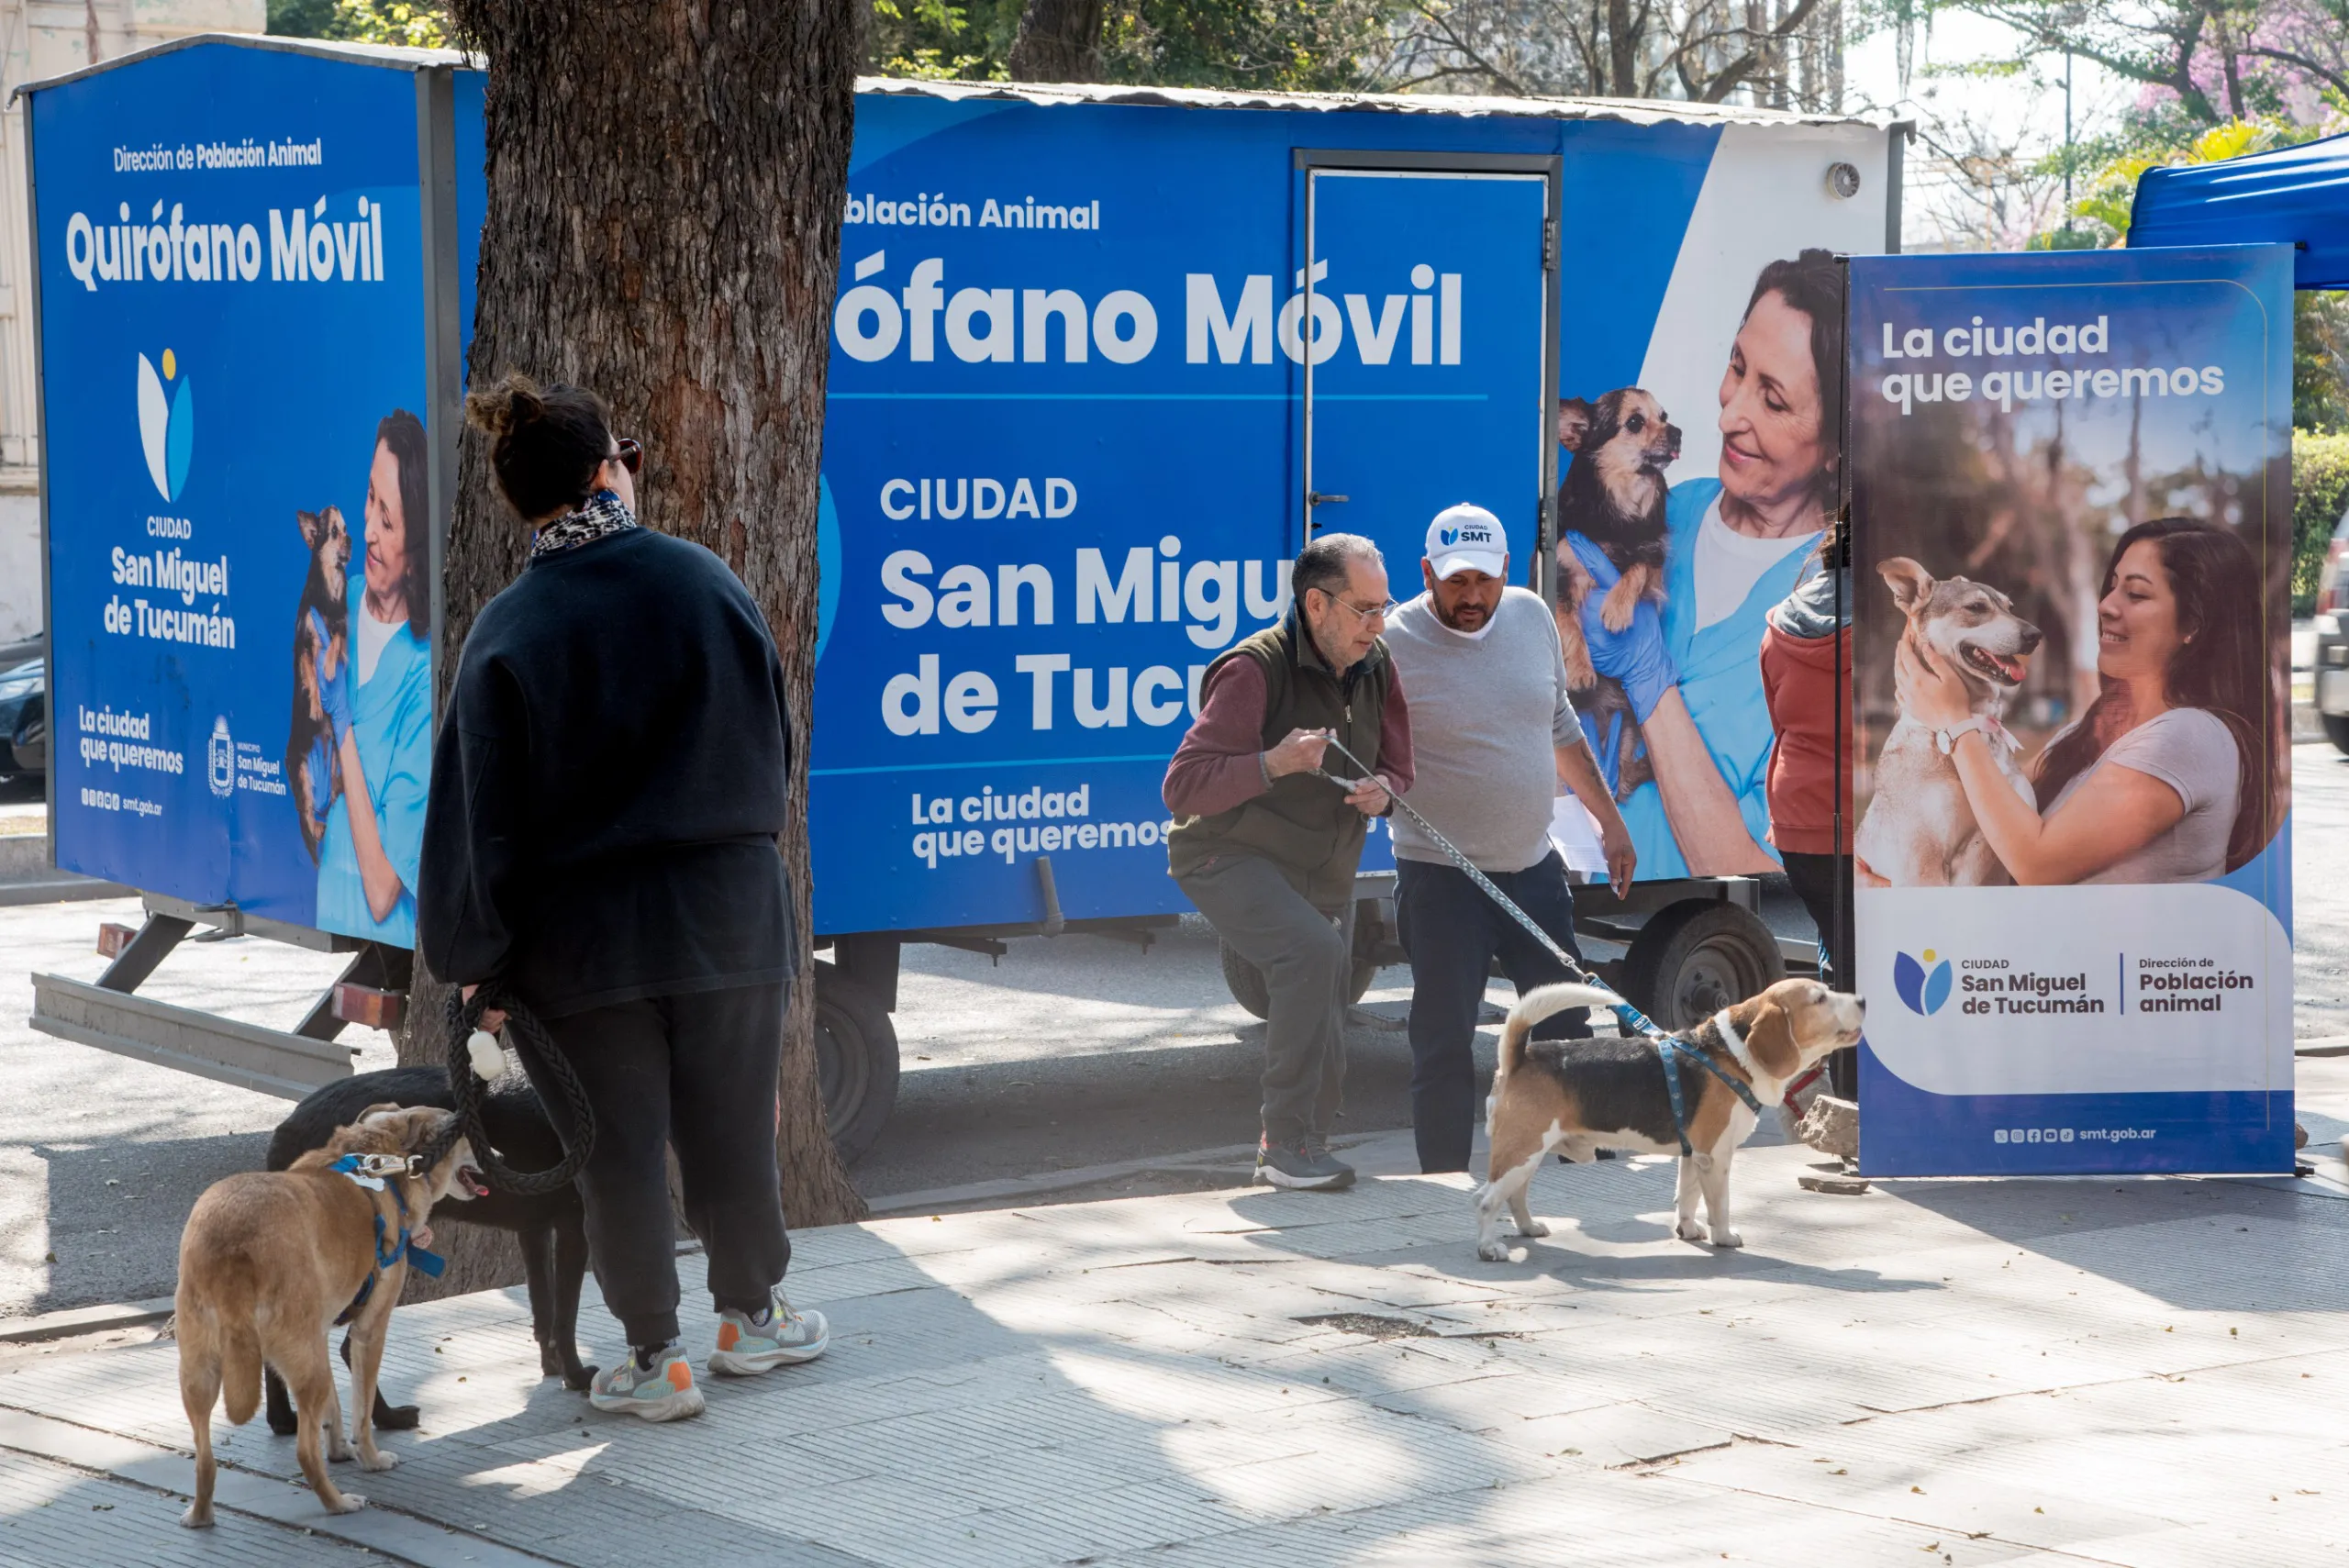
[19,37,1898,1158]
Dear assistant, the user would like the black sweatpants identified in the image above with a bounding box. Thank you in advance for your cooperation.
[1781,851,1858,1098]
[516,982,790,1349]
[1396,851,1591,1174]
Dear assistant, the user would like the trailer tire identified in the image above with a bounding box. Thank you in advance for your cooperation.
[1620,901,1785,1032]
[1219,940,1377,1021]
[2327,713,2349,756]
[813,961,898,1165]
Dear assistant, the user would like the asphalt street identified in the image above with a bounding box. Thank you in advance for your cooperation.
[0,740,2343,1319]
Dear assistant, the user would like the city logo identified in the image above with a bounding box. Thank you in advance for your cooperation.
[1893,947,1954,1015]
[136,349,194,503]
[206,716,233,798]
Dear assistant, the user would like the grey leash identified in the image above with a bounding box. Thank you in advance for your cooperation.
[1318,734,1665,1041]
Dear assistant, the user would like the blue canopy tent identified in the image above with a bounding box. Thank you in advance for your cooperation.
[2129,129,2349,289]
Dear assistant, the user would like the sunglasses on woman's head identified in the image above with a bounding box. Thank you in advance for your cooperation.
[613,438,642,474]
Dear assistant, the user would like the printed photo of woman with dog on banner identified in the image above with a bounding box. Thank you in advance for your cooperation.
[1844,244,2297,1178]
[1553,249,1847,884]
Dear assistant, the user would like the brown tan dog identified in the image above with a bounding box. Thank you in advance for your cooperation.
[175,1106,481,1529]
[1476,979,1865,1261]
[1552,389,1682,799]
[1553,388,1682,673]
[1851,558,2043,886]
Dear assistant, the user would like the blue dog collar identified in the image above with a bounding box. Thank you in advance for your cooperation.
[331,1156,445,1323]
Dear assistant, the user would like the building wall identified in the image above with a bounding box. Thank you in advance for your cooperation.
[0,0,266,642]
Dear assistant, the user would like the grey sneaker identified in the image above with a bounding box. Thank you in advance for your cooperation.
[1256,1135,1355,1191]
[588,1342,705,1423]
[709,1291,829,1376]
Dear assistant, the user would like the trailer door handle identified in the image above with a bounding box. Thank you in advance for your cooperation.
[1308,492,1349,506]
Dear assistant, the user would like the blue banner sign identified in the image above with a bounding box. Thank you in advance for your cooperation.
[34,42,437,944]
[1848,246,2297,1174]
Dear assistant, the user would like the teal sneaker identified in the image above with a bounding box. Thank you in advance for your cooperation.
[709,1292,829,1377]
[588,1342,705,1423]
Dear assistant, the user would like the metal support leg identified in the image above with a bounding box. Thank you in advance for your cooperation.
[94,914,194,995]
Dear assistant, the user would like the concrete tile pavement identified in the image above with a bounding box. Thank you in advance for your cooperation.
[0,1142,2345,1566]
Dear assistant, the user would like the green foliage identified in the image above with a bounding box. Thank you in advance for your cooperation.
[266,0,341,37]
[2296,430,2349,607]
[868,0,1019,80]
[1102,0,1397,91]
[267,0,449,48]
[2299,292,2349,434]
[2035,116,2349,434]
[863,0,1402,89]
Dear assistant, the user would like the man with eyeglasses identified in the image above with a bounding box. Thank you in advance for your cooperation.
[1164,534,1413,1190]
[1384,503,1637,1173]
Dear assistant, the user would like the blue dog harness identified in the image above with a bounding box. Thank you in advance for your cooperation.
[1656,1022,1768,1157]
[328,1154,447,1326]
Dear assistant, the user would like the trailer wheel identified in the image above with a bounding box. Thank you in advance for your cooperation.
[2327,713,2349,756]
[813,961,898,1165]
[1219,940,1377,1021]
[1620,902,1785,1032]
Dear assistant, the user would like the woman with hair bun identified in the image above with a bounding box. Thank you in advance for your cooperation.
[419,372,827,1425]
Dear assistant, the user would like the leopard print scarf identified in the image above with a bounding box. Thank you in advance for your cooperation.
[530,490,638,560]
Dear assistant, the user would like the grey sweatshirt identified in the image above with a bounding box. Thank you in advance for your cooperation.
[1384,586,1579,873]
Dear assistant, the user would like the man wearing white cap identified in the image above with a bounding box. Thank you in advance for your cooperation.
[1385,503,1637,1173]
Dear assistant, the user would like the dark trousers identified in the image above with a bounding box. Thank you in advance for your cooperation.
[1781,851,1857,1098]
[1396,851,1591,1173]
[516,982,791,1349]
[1175,852,1353,1145]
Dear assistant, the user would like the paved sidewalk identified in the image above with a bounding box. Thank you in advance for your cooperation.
[2,1135,2347,1567]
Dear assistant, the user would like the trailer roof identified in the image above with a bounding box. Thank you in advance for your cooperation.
[15,32,475,101]
[858,75,1892,131]
[17,36,1889,133]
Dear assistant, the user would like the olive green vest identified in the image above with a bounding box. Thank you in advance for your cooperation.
[1166,613,1393,911]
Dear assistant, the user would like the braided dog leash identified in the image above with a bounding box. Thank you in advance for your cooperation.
[1317,733,1665,1042]
[417,983,598,1196]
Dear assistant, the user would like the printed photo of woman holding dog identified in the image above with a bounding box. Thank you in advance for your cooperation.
[1846,259,2291,895]
[1872,519,2270,885]
[1563,248,1844,879]
[313,410,434,942]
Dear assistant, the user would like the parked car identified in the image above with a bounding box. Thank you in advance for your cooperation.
[2319,505,2349,756]
[0,655,41,782]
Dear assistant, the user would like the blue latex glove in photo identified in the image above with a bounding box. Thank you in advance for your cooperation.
[1564,532,1676,722]
[316,611,353,749]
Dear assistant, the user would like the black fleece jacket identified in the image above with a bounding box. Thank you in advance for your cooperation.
[417,528,796,1017]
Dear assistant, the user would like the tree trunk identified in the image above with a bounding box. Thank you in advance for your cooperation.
[1008,0,1105,82]
[1606,0,1636,95]
[423,0,868,1264]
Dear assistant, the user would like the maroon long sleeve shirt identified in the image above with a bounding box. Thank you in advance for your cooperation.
[1163,655,1415,818]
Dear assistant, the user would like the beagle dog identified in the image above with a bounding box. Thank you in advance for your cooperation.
[1475,978,1866,1261]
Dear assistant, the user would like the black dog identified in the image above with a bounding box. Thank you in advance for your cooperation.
[1553,389,1682,799]
[262,1065,593,1436]
[285,506,351,864]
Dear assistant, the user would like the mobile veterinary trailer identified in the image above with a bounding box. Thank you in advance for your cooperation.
[21,38,1900,1158]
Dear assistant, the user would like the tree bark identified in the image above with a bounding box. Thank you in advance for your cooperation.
[1008,0,1105,82]
[417,0,868,1275]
